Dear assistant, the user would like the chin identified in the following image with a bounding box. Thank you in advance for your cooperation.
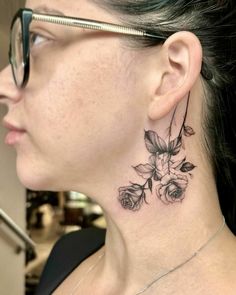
[16,161,61,192]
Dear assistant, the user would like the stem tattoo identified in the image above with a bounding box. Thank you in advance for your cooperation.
[118,93,196,211]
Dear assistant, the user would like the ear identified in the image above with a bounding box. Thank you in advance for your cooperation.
[148,31,203,120]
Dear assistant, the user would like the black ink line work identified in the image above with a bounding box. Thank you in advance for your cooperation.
[118,93,196,211]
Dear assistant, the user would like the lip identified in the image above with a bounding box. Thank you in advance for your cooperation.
[3,121,26,132]
[3,120,26,145]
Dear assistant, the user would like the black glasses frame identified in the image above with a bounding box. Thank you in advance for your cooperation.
[9,8,166,88]
[9,9,32,88]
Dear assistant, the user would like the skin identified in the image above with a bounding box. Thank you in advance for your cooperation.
[0,0,236,294]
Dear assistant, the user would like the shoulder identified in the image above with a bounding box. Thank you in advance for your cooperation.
[35,227,106,295]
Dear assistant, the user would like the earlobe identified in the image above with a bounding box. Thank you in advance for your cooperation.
[148,31,203,121]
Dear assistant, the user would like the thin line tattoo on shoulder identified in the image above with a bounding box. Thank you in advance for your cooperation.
[118,93,196,211]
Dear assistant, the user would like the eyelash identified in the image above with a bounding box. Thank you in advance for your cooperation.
[29,32,50,49]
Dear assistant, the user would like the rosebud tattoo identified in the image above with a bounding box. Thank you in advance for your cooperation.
[118,93,196,211]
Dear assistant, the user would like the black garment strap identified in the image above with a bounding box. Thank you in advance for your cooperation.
[35,227,106,295]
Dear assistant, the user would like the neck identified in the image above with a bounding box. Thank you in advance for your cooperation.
[100,173,227,293]
[93,125,230,293]
[75,89,235,293]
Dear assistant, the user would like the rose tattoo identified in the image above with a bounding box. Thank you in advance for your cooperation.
[156,173,188,204]
[118,184,146,211]
[118,93,196,211]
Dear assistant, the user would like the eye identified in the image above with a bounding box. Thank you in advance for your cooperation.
[30,32,48,48]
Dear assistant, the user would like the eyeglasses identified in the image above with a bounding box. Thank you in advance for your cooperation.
[9,8,165,88]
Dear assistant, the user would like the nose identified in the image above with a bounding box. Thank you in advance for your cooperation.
[0,64,22,105]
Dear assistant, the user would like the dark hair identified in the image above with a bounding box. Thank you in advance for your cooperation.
[93,0,236,233]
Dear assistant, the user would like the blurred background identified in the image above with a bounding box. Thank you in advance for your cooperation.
[0,1,105,295]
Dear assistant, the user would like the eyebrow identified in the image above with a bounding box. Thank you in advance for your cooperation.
[32,5,65,16]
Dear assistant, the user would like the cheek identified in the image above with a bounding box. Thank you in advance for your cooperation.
[20,45,146,190]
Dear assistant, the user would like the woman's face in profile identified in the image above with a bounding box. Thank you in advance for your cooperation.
[2,0,149,192]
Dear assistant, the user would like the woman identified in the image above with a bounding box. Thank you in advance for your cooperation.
[1,0,236,294]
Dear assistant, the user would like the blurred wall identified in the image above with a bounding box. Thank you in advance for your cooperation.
[0,1,25,68]
[0,1,26,295]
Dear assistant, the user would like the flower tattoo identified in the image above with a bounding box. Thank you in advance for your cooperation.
[118,93,196,211]
[156,173,188,204]
[118,184,146,211]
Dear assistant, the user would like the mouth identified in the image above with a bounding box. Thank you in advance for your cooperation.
[3,120,27,146]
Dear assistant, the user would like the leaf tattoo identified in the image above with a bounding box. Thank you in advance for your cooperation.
[180,162,196,173]
[118,93,196,211]
[133,164,154,179]
[145,130,168,154]
[184,126,195,137]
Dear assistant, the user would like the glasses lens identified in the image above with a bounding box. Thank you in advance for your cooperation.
[10,18,24,87]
